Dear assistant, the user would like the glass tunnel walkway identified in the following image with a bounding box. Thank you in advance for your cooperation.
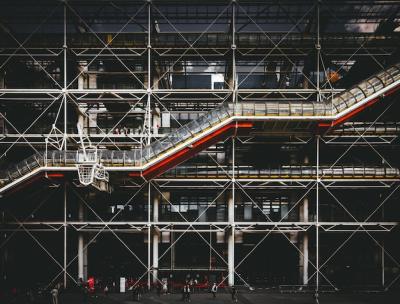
[1,62,400,193]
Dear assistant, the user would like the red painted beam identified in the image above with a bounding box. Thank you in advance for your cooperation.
[318,82,400,131]
[383,84,400,97]
[318,97,380,129]
[47,173,65,178]
[129,121,253,180]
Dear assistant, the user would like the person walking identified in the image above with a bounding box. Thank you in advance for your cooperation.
[231,286,238,302]
[181,285,186,301]
[50,285,59,304]
[186,284,191,302]
[138,285,143,301]
[211,283,217,299]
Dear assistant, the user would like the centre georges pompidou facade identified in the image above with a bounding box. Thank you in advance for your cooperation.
[1,0,400,293]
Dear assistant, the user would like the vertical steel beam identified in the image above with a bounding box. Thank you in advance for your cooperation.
[63,183,67,288]
[78,200,87,281]
[78,235,84,280]
[152,192,159,285]
[148,183,151,290]
[300,197,309,285]
[146,0,152,146]
[232,0,237,103]
[316,0,321,102]
[228,2,236,286]
[63,1,68,151]
[316,135,320,293]
[382,240,385,288]
[147,1,153,289]
[63,3,68,287]
[228,138,235,286]
[303,233,309,285]
[171,229,175,271]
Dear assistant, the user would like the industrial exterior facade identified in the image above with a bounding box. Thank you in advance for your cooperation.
[1,0,400,294]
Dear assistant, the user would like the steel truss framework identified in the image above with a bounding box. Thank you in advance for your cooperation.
[1,0,400,295]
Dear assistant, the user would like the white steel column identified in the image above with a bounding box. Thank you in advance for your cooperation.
[78,200,87,281]
[228,137,235,286]
[147,0,152,290]
[146,0,152,146]
[228,0,237,288]
[63,3,68,288]
[228,193,235,286]
[316,135,320,293]
[299,197,309,285]
[147,183,151,290]
[152,193,159,285]
[63,1,68,152]
[63,183,67,288]
[316,0,321,102]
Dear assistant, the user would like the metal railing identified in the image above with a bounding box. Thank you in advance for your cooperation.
[162,165,400,179]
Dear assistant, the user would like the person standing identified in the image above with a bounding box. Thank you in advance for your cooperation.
[231,286,238,302]
[162,281,168,295]
[211,283,217,299]
[193,278,198,293]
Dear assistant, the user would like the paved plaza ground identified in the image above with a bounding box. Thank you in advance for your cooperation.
[5,290,397,304]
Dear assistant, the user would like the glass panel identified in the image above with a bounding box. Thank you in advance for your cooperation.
[124,151,135,165]
[186,119,202,135]
[349,87,365,102]
[150,141,163,156]
[196,114,212,131]
[234,103,243,115]
[376,70,393,86]
[278,103,289,116]
[369,76,384,92]
[314,103,326,116]
[290,102,303,116]
[359,80,375,97]
[113,151,124,164]
[227,103,234,115]
[159,137,174,153]
[302,103,313,116]
[255,103,266,116]
[142,146,155,161]
[266,102,278,115]
[339,91,357,107]
[205,109,221,125]
[168,131,183,146]
[164,125,191,149]
[334,96,347,112]
[214,104,230,120]
[243,103,255,116]
[387,66,400,82]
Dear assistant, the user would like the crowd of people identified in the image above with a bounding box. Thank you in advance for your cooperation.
[152,279,239,303]
[0,279,324,304]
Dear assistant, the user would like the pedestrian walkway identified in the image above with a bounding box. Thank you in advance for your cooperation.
[49,290,400,304]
